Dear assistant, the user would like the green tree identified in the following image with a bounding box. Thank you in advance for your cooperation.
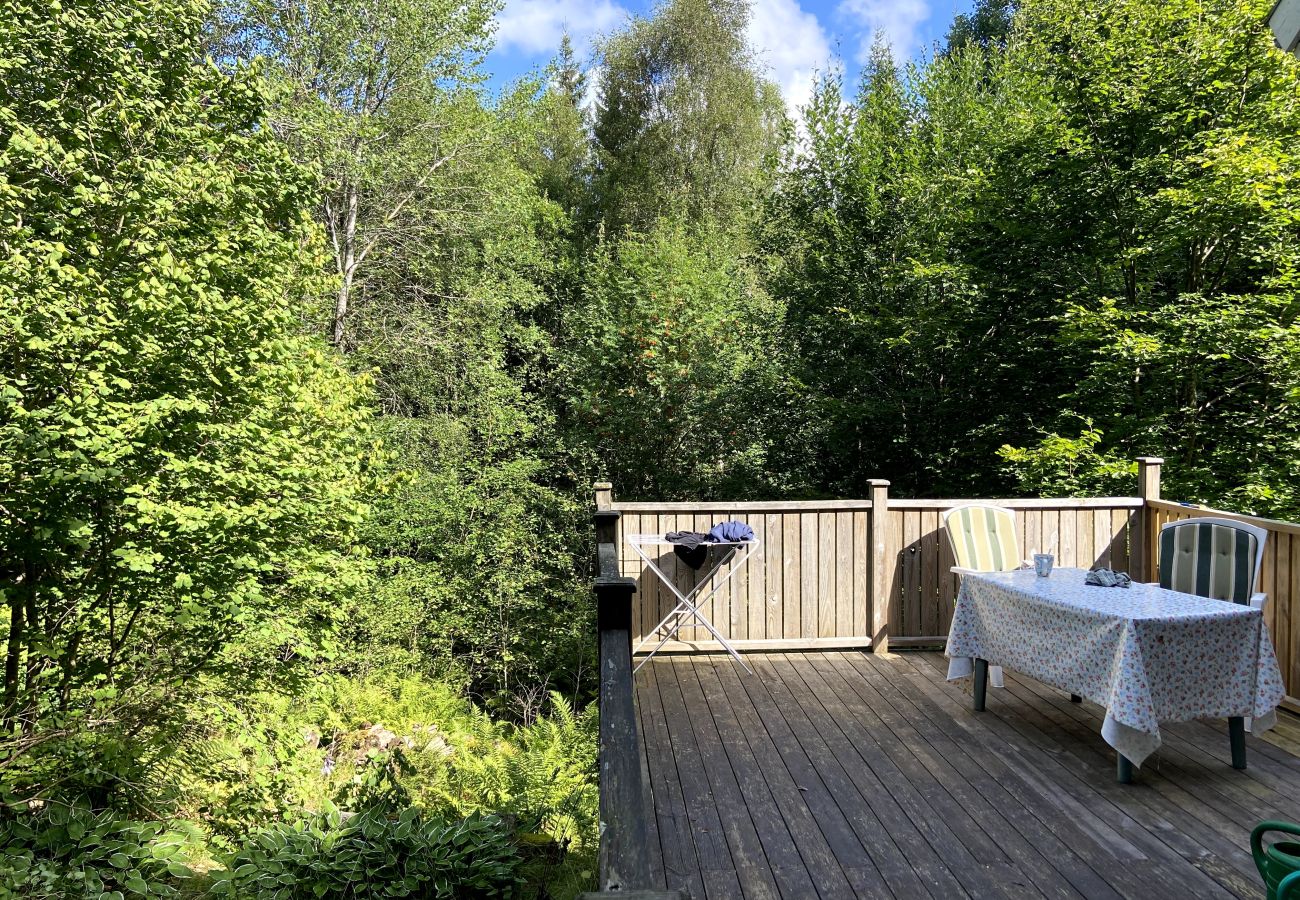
[560,221,786,499]
[591,0,785,233]
[0,0,375,798]
[993,0,1300,514]
[946,0,1017,52]
[215,0,500,348]
[762,41,1041,495]
[530,32,591,219]
[217,0,594,704]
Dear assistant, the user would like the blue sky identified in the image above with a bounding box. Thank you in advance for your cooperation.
[484,0,977,111]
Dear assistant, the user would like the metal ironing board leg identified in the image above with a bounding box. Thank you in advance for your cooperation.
[628,536,759,673]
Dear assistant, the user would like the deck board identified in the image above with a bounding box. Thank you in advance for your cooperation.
[634,651,1300,899]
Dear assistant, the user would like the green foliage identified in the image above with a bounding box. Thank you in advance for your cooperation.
[0,0,376,801]
[526,33,591,220]
[210,809,523,899]
[215,0,506,347]
[223,0,593,704]
[354,330,588,704]
[762,41,1041,496]
[946,0,1017,52]
[592,0,785,233]
[999,421,1138,496]
[561,220,788,499]
[989,0,1300,514]
[0,806,200,899]
[169,676,597,888]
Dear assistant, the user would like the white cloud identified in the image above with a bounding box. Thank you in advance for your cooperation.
[746,0,834,113]
[837,0,930,63]
[495,0,629,56]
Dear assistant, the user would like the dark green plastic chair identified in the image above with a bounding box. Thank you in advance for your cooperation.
[1253,822,1300,899]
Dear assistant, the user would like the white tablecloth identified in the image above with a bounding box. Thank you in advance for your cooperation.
[945,568,1286,767]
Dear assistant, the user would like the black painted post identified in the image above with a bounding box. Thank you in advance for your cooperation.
[591,508,659,894]
[1230,716,1247,770]
[973,658,988,712]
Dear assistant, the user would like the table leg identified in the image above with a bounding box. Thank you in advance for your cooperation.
[973,658,988,712]
[1070,694,1082,703]
[1117,754,1133,784]
[1229,716,1247,770]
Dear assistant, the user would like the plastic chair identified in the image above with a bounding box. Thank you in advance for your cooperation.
[943,504,1029,577]
[943,505,1034,692]
[1157,516,1268,609]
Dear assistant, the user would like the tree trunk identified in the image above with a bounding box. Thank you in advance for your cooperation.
[331,184,360,348]
[332,269,354,347]
[3,587,23,724]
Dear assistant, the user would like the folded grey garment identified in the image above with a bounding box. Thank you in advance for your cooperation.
[1085,568,1132,588]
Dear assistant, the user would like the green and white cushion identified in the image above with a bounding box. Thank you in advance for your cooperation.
[1158,519,1264,607]
[945,505,1022,574]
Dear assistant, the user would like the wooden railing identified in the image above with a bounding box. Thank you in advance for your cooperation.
[597,484,1145,653]
[583,509,685,900]
[596,456,1300,711]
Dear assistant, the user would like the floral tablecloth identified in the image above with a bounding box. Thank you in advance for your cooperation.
[945,567,1285,767]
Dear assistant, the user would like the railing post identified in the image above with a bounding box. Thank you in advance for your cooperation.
[1136,457,1164,582]
[1137,457,1163,502]
[869,479,891,653]
[590,507,664,896]
[595,481,613,511]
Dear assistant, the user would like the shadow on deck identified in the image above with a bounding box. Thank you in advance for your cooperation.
[634,651,1300,900]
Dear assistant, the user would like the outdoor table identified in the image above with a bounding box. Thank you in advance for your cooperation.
[628,533,759,674]
[946,567,1286,782]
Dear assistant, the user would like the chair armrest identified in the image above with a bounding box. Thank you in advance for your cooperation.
[951,566,979,576]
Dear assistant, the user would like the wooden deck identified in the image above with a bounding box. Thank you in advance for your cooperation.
[634,651,1300,900]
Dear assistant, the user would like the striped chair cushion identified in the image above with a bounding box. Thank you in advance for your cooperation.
[1159,521,1259,605]
[945,506,1022,573]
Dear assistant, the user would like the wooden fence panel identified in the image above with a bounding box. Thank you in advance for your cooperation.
[613,496,1142,651]
[609,486,1300,714]
[614,502,875,651]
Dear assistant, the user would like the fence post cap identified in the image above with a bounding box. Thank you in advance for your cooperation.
[868,479,891,487]
[594,481,613,489]
[1136,457,1165,465]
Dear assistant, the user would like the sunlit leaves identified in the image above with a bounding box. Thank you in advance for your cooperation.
[0,0,377,799]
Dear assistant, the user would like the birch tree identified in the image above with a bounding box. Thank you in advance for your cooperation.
[217,0,500,347]
[592,0,785,233]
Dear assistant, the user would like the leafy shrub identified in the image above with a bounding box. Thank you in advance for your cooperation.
[999,419,1139,498]
[171,677,596,897]
[0,805,197,899]
[432,694,597,853]
[210,808,523,899]
[0,0,378,803]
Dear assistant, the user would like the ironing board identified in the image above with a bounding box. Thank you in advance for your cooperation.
[628,533,760,674]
